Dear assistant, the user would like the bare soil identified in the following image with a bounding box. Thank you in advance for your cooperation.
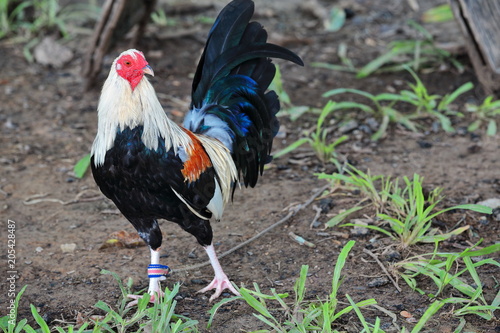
[1,0,499,332]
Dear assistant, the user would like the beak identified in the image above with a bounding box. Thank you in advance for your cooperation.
[143,65,154,76]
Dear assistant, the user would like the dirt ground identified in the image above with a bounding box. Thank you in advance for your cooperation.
[1,0,499,332]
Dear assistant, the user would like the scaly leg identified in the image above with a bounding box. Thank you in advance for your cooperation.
[127,247,170,307]
[197,244,240,301]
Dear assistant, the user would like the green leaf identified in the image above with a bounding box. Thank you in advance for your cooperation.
[461,243,500,257]
[357,47,412,78]
[311,62,357,73]
[442,82,474,106]
[323,88,375,101]
[421,4,454,23]
[273,138,310,159]
[331,240,356,301]
[30,305,51,333]
[411,300,445,333]
[487,119,497,136]
[325,7,346,32]
[207,296,240,328]
[467,119,481,132]
[325,205,365,228]
[74,154,91,179]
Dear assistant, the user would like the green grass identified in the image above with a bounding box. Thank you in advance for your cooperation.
[322,68,473,140]
[3,242,497,332]
[466,95,500,136]
[313,20,463,78]
[211,241,389,333]
[394,242,500,320]
[274,100,348,165]
[317,167,492,249]
[318,165,393,215]
[0,0,99,61]
[0,270,199,333]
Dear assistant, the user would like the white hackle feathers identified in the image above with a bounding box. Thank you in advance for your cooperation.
[91,49,191,166]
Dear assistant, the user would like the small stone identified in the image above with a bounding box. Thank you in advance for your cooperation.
[318,198,334,213]
[34,37,73,68]
[493,208,500,222]
[456,127,468,136]
[478,216,489,226]
[417,140,432,148]
[4,119,17,129]
[25,260,32,265]
[367,277,389,288]
[349,219,369,236]
[467,144,482,154]
[385,250,401,262]
[339,120,359,133]
[190,279,207,285]
[188,251,197,259]
[476,198,500,209]
[400,310,413,318]
[60,243,77,253]
[35,247,43,253]
[365,117,379,131]
[310,219,322,228]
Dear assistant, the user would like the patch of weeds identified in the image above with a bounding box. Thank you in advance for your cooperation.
[3,0,99,39]
[151,8,178,27]
[394,67,473,132]
[95,269,199,332]
[210,240,388,332]
[317,166,492,248]
[367,174,489,249]
[209,240,383,333]
[323,86,416,141]
[0,271,198,333]
[323,68,473,139]
[466,95,500,136]
[314,20,463,78]
[274,100,348,165]
[318,164,393,215]
[358,20,465,77]
[312,43,357,74]
[0,285,30,333]
[394,242,500,320]
[1,0,99,61]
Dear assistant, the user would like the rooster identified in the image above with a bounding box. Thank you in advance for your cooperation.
[90,0,303,305]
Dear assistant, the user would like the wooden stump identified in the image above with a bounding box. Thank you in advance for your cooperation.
[449,0,500,94]
[82,0,157,90]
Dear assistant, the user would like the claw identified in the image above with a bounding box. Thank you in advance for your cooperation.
[126,290,164,308]
[197,273,240,302]
[198,244,240,302]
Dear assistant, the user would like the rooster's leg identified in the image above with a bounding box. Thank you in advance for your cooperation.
[127,247,169,307]
[197,244,240,301]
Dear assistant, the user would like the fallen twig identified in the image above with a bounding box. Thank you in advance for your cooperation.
[309,204,323,228]
[173,184,329,273]
[363,248,402,293]
[23,190,103,206]
[289,232,316,248]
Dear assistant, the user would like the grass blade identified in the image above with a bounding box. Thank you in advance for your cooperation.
[325,206,365,228]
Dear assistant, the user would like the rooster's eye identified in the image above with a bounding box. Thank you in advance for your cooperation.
[124,61,132,67]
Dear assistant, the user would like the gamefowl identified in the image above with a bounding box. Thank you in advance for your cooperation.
[90,0,303,305]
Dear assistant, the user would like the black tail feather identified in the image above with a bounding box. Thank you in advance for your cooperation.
[187,0,303,188]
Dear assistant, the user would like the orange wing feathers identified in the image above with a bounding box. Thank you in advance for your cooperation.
[181,129,213,183]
